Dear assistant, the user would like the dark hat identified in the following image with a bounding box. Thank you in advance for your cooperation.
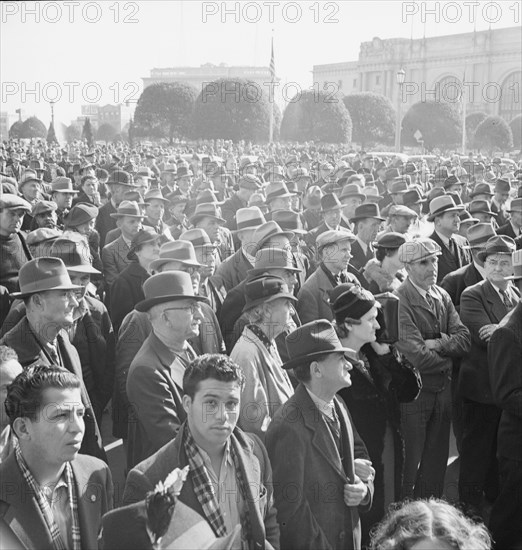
[495,179,511,193]
[110,201,144,219]
[328,283,379,324]
[464,223,497,249]
[459,210,479,225]
[12,257,82,298]
[350,203,385,223]
[433,166,450,181]
[196,189,223,206]
[443,175,463,189]
[50,235,100,274]
[31,200,57,217]
[238,174,263,191]
[235,207,266,231]
[127,227,162,260]
[189,203,226,226]
[427,187,446,202]
[469,199,497,218]
[320,193,343,213]
[51,177,78,194]
[64,203,99,227]
[477,235,516,262]
[427,195,464,222]
[469,182,493,198]
[135,271,206,312]
[398,238,442,264]
[266,181,295,203]
[25,228,62,248]
[122,191,146,206]
[282,320,355,371]
[373,232,407,250]
[107,170,136,188]
[272,210,306,234]
[176,166,192,179]
[0,194,32,212]
[389,179,409,194]
[243,274,297,313]
[403,162,419,175]
[179,228,217,249]
[149,240,203,272]
[339,184,365,202]
[403,188,426,206]
[507,197,522,213]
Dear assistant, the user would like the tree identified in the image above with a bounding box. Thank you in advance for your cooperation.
[65,124,81,144]
[81,117,94,146]
[96,123,117,142]
[401,101,461,150]
[343,92,395,148]
[465,111,488,149]
[19,116,47,139]
[47,121,58,145]
[192,78,281,142]
[509,114,522,150]
[474,115,513,153]
[134,82,198,144]
[9,120,23,139]
[281,90,352,143]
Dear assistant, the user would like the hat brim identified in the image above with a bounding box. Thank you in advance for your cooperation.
[66,264,101,275]
[189,214,226,226]
[254,230,295,250]
[282,348,355,371]
[341,193,366,202]
[349,215,385,223]
[242,292,297,314]
[149,257,203,271]
[110,213,144,219]
[476,250,513,262]
[427,205,464,222]
[469,210,497,218]
[144,197,170,205]
[107,182,137,188]
[11,283,83,299]
[135,293,207,312]
[52,189,78,194]
[320,205,343,213]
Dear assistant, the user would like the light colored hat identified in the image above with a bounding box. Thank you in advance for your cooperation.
[316,229,356,250]
[427,195,464,222]
[149,240,203,272]
[235,207,266,232]
[398,238,442,264]
[388,204,417,218]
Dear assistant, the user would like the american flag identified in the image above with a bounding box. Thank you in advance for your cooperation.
[269,36,275,82]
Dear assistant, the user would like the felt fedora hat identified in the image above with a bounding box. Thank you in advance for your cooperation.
[180,228,217,249]
[143,189,170,205]
[50,236,101,274]
[427,195,464,222]
[149,240,203,272]
[349,203,385,223]
[12,257,82,298]
[339,184,366,202]
[242,274,297,313]
[464,222,497,249]
[110,200,144,219]
[51,177,78,194]
[250,221,294,255]
[265,181,296,203]
[234,207,266,232]
[272,210,307,234]
[189,203,226,226]
[320,193,343,213]
[477,235,516,262]
[135,271,206,312]
[282,319,355,371]
[249,247,302,275]
[468,199,497,218]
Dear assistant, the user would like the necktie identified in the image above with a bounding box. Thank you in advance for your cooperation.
[500,289,514,311]
[47,342,60,365]
[425,292,436,313]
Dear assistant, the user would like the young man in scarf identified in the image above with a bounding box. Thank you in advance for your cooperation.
[122,354,280,550]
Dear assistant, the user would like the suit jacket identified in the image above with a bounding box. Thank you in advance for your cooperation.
[95,201,118,249]
[0,453,112,550]
[297,265,358,325]
[201,278,226,319]
[126,332,192,468]
[440,262,483,312]
[496,221,519,239]
[0,318,106,462]
[429,231,471,283]
[102,235,132,287]
[230,326,294,440]
[350,240,375,272]
[491,201,510,227]
[459,280,518,403]
[488,301,522,461]
[265,384,373,550]
[122,426,280,550]
[394,279,471,392]
[221,193,247,231]
[109,261,149,334]
[212,247,253,293]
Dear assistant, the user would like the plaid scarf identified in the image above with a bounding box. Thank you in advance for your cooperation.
[15,446,81,550]
[182,423,252,541]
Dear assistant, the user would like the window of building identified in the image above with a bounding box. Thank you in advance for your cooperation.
[499,71,521,122]
[376,75,380,85]
[353,78,357,88]
[338,79,343,90]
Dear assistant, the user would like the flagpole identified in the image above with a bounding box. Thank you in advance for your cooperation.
[461,70,466,154]
[269,31,275,144]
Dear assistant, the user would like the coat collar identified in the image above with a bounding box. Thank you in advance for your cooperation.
[482,279,510,323]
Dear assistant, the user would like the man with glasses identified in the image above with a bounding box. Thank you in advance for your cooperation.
[125,271,207,469]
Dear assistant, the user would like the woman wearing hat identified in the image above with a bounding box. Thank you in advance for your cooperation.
[230,274,297,440]
[363,233,407,294]
[330,283,421,544]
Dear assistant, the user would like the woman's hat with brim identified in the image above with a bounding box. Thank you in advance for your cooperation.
[50,235,101,275]
[282,319,355,371]
[11,257,82,298]
[149,240,203,272]
[64,203,99,227]
[127,227,163,260]
[476,235,516,262]
[135,271,207,312]
[242,274,297,313]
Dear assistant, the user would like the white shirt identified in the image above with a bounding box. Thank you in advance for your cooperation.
[305,386,336,422]
[434,230,452,248]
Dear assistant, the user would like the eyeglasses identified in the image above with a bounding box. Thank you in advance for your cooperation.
[163,304,202,315]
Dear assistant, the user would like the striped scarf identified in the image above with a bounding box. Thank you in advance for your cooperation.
[182,423,251,541]
[15,446,81,550]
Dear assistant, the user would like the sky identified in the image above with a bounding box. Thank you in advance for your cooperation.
[1,0,519,128]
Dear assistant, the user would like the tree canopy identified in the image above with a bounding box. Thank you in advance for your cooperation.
[474,115,513,153]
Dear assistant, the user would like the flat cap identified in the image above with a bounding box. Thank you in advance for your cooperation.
[388,204,417,218]
[0,194,32,212]
[317,229,356,250]
[32,200,57,216]
[398,238,442,264]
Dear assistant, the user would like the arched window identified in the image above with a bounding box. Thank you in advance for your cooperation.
[499,71,521,122]
[437,75,462,103]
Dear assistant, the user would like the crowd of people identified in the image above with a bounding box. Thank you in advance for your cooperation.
[0,137,521,550]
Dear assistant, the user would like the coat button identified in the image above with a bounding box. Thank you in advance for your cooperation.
[90,494,97,502]
[339,531,345,541]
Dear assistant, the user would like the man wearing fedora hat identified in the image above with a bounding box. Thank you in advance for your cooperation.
[221,174,262,231]
[102,200,144,288]
[189,202,232,263]
[125,271,208,469]
[497,197,522,239]
[349,203,385,272]
[142,189,173,240]
[491,178,511,226]
[487,248,522,549]
[305,193,344,252]
[50,176,78,228]
[394,238,470,500]
[165,193,189,240]
[266,319,373,550]
[458,235,519,515]
[0,257,106,461]
[428,195,471,283]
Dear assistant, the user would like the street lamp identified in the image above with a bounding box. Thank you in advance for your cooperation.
[395,68,406,153]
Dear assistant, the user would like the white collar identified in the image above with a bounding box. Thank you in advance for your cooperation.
[305,386,335,421]
[356,235,368,253]
[434,230,451,246]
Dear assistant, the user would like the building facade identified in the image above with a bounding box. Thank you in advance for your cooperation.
[314,26,521,121]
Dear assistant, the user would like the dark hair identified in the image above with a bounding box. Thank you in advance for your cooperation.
[5,364,81,426]
[81,175,97,187]
[369,498,492,550]
[183,354,245,399]
[0,345,18,365]
[375,247,399,263]
[292,353,330,383]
